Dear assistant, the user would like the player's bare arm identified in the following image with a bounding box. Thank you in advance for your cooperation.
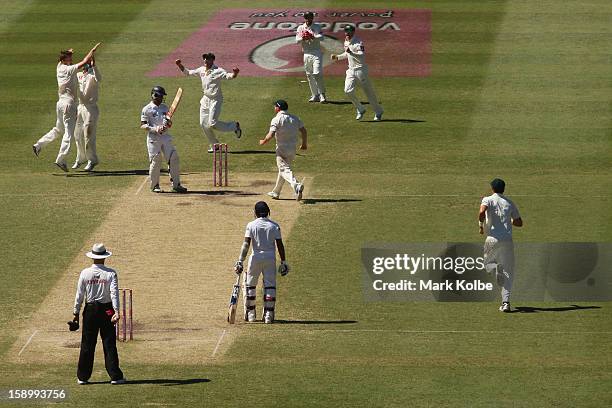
[75,42,101,69]
[299,127,308,150]
[276,238,289,276]
[259,130,275,146]
[478,204,487,234]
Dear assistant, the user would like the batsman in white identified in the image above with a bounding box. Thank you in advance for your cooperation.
[175,53,242,153]
[72,55,101,172]
[234,201,289,324]
[259,100,306,201]
[331,25,384,121]
[32,43,101,172]
[479,178,523,312]
[140,86,187,193]
[296,11,327,103]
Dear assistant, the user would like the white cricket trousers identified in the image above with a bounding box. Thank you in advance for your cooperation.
[74,103,99,165]
[344,68,383,115]
[147,134,181,189]
[304,53,325,97]
[243,257,277,318]
[35,97,77,165]
[483,237,515,303]
[199,96,237,145]
[272,151,299,195]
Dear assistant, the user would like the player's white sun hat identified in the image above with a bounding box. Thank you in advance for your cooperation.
[86,243,112,259]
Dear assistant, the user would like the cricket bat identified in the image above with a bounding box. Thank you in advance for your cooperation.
[164,87,183,125]
[227,273,241,324]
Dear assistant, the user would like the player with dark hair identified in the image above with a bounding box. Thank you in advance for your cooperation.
[234,201,289,324]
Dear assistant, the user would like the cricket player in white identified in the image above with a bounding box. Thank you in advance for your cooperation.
[73,56,101,171]
[479,178,523,312]
[140,86,187,193]
[175,53,242,153]
[331,26,384,121]
[296,11,327,103]
[234,201,289,324]
[33,43,101,172]
[260,100,306,201]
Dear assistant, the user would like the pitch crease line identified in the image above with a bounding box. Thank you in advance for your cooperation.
[18,330,38,356]
[211,329,227,357]
[135,176,148,195]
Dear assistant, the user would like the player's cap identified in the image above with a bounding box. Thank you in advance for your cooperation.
[490,178,506,193]
[255,201,270,218]
[344,25,356,33]
[86,243,112,259]
[304,11,314,19]
[151,86,167,97]
[274,99,288,111]
[83,63,92,71]
[202,52,216,61]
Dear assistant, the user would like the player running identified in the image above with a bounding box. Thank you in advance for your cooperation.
[72,56,101,171]
[479,178,523,312]
[259,100,306,201]
[175,53,241,153]
[331,26,384,121]
[296,11,327,103]
[140,86,187,193]
[234,201,289,324]
[32,43,101,171]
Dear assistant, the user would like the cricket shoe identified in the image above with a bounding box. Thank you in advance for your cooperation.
[77,379,89,385]
[151,185,162,193]
[84,161,97,172]
[245,310,256,323]
[235,122,242,139]
[374,112,384,121]
[308,95,320,103]
[111,378,127,385]
[499,302,511,313]
[32,144,40,157]
[356,110,366,120]
[319,93,327,103]
[267,191,280,200]
[172,184,188,194]
[55,161,68,173]
[295,183,304,201]
[72,161,86,170]
[264,311,274,324]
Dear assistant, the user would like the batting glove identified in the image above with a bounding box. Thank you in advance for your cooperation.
[234,260,243,275]
[278,261,290,276]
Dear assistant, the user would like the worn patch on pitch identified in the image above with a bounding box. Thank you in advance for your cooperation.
[9,172,309,364]
[148,9,431,78]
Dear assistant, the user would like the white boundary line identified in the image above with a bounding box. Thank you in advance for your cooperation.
[18,330,38,356]
[211,329,227,357]
[135,176,148,195]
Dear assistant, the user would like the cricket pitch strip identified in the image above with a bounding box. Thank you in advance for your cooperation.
[9,172,310,364]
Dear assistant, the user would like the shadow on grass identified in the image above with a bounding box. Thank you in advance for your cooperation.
[229,150,276,155]
[87,378,210,386]
[361,118,426,123]
[163,190,259,197]
[324,100,368,105]
[512,305,601,313]
[274,320,358,325]
[59,169,150,177]
[302,198,362,205]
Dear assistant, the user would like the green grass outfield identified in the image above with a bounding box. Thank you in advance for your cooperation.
[1,0,611,406]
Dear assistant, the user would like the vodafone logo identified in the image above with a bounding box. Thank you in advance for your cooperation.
[250,35,344,73]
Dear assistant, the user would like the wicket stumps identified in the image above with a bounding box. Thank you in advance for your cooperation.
[116,288,133,342]
[213,143,228,186]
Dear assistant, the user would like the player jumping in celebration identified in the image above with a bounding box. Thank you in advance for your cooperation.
[331,26,384,121]
[73,56,101,171]
[140,86,187,193]
[175,54,241,153]
[479,178,523,312]
[234,201,289,324]
[32,43,101,172]
[259,100,306,201]
[296,11,326,103]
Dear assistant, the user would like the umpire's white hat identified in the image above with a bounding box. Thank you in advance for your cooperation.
[86,243,112,259]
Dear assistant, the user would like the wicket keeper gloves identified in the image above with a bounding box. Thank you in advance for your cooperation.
[234,260,243,275]
[278,261,290,276]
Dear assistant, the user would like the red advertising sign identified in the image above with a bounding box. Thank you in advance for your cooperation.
[149,9,431,78]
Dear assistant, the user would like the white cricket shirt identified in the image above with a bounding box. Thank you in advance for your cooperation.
[141,101,171,138]
[245,217,282,260]
[336,36,367,71]
[182,64,234,100]
[78,66,101,105]
[269,110,304,154]
[295,22,324,55]
[481,193,521,241]
[73,264,119,314]
[57,63,79,101]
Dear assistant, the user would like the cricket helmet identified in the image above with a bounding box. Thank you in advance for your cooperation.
[255,201,270,217]
[344,25,356,33]
[151,86,166,99]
